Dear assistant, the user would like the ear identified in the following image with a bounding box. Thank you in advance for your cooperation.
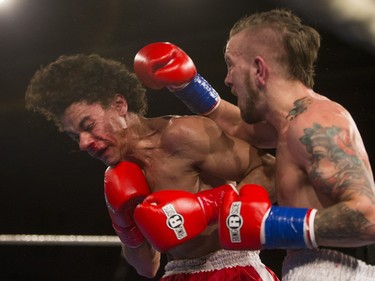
[111,94,128,116]
[254,56,267,88]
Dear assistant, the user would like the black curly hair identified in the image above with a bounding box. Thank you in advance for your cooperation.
[25,54,148,130]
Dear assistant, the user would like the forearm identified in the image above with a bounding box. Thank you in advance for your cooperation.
[122,241,161,278]
[134,42,277,148]
[314,200,375,247]
[206,100,246,138]
[104,162,158,277]
[208,100,277,148]
[239,152,276,203]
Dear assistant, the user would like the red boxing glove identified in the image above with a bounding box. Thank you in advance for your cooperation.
[219,184,318,250]
[219,184,270,250]
[134,184,235,252]
[134,42,221,115]
[104,161,150,248]
[134,41,197,90]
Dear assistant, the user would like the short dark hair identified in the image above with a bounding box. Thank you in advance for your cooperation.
[25,54,148,130]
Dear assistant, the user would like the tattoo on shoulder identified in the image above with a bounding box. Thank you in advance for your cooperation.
[286,97,312,120]
[300,123,374,201]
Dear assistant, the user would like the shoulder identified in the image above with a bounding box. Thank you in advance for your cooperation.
[287,98,358,160]
[160,115,222,152]
[165,115,221,139]
[289,98,353,137]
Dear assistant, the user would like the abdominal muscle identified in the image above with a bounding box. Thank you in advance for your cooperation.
[166,225,222,261]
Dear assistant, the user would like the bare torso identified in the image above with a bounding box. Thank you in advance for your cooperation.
[127,116,242,260]
[145,151,225,260]
[274,95,373,210]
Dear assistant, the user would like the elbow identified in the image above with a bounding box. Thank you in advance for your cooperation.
[135,251,161,279]
[122,243,161,279]
[136,259,160,278]
[137,269,158,279]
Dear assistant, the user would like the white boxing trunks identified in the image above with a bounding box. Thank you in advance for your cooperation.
[160,249,279,281]
[282,248,375,281]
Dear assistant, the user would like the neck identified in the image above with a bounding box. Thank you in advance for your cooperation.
[265,80,313,132]
[120,116,164,165]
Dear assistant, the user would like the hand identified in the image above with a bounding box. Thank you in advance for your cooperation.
[134,41,196,90]
[219,184,318,250]
[104,161,150,248]
[134,42,220,115]
[134,184,235,252]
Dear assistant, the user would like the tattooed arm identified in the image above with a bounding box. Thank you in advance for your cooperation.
[297,118,375,248]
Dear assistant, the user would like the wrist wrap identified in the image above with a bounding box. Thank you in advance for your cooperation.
[174,74,220,115]
[263,207,318,249]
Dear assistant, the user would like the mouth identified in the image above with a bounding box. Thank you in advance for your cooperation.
[231,88,238,97]
[90,146,109,160]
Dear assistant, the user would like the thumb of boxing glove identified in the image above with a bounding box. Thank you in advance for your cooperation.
[134,42,197,89]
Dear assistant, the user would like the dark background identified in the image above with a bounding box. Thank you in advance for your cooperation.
[0,0,374,280]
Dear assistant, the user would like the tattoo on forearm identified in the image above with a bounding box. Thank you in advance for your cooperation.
[300,123,373,201]
[316,203,368,239]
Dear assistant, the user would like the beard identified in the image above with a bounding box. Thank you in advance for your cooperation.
[239,76,263,124]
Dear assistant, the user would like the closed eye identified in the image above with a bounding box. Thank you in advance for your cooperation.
[67,132,79,143]
[84,122,95,132]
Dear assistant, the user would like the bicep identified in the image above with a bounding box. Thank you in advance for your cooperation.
[165,117,248,181]
[298,122,373,202]
[198,131,257,182]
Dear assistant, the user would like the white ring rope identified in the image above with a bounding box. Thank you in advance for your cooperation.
[0,234,121,246]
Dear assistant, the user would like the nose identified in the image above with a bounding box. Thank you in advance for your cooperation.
[78,132,94,151]
[224,71,232,87]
